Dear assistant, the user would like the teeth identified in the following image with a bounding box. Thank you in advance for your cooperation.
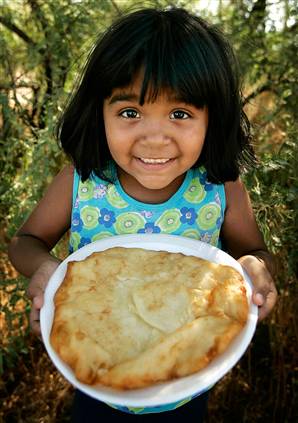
[139,158,171,164]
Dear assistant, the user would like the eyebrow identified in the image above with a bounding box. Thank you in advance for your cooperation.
[108,93,140,105]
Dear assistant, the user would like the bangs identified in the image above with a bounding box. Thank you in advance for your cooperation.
[59,8,252,184]
[99,10,221,108]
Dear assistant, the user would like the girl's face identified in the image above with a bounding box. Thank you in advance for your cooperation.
[103,75,208,203]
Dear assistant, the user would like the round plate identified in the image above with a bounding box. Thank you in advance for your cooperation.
[40,234,258,407]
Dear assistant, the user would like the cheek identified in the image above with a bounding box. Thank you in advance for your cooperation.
[185,128,206,155]
[104,120,120,149]
[103,110,121,142]
[103,115,116,138]
[105,130,132,164]
[106,138,123,160]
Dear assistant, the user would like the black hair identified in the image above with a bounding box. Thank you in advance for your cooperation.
[57,7,256,183]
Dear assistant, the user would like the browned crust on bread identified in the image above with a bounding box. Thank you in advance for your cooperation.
[50,247,249,389]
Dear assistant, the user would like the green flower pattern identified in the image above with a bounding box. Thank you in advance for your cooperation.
[69,167,225,255]
[196,203,221,231]
[106,185,129,208]
[78,180,94,201]
[114,212,145,234]
[183,177,206,203]
[155,209,181,233]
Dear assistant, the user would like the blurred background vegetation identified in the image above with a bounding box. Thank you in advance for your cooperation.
[0,0,297,422]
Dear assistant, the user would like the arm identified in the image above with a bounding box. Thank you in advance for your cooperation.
[221,178,278,321]
[8,164,74,334]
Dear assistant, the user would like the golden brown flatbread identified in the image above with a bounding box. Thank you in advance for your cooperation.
[50,247,248,389]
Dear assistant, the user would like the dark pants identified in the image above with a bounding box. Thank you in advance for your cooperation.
[71,389,209,422]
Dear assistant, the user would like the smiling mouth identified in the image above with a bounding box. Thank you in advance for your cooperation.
[138,157,172,164]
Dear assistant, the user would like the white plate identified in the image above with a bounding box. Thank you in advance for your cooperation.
[40,234,258,408]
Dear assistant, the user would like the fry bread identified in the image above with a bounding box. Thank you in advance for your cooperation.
[50,247,248,389]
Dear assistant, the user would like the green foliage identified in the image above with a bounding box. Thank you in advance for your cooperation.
[0,0,121,233]
[0,273,30,375]
[244,137,297,278]
[0,1,297,421]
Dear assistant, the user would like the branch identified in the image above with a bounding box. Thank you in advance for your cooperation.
[244,83,273,105]
[0,16,35,46]
[27,0,53,127]
[27,0,48,29]
[110,0,122,16]
[250,0,266,21]
[0,82,39,90]
[4,54,39,133]
[30,85,41,123]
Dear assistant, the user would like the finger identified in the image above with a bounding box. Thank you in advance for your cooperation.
[251,270,276,304]
[256,288,278,321]
[258,304,270,321]
[26,283,44,301]
[29,305,41,337]
[253,292,265,306]
[31,320,42,337]
[33,294,44,309]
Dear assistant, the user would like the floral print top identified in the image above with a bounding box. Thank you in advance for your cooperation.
[69,165,226,254]
[68,164,224,414]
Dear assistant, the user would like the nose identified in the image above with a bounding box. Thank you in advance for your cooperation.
[138,119,172,147]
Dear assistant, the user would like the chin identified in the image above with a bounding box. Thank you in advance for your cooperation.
[137,179,175,191]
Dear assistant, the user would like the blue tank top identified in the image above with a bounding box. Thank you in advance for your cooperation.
[70,165,225,253]
[69,164,225,414]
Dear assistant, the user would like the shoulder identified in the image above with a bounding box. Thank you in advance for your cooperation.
[224,178,249,209]
[221,178,267,257]
[37,164,75,194]
[47,164,75,194]
[15,164,75,248]
[54,163,74,182]
[38,163,75,212]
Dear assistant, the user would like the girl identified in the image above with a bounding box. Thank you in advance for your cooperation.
[8,7,277,422]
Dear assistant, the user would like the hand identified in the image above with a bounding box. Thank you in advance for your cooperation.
[26,258,61,337]
[238,254,278,321]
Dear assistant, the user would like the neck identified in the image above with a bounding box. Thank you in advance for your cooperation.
[117,170,186,204]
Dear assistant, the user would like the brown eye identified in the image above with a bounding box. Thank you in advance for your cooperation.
[170,110,190,120]
[120,109,140,119]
